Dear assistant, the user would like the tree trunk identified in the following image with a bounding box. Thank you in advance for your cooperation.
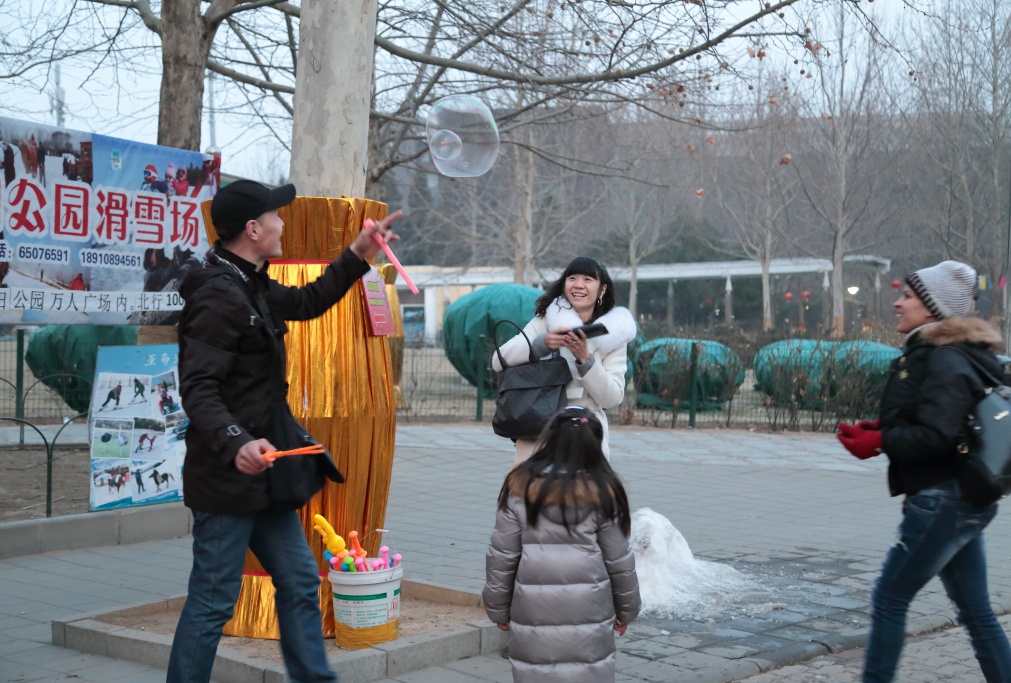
[158,0,217,150]
[513,144,535,284]
[628,235,638,319]
[831,232,846,338]
[761,260,772,331]
[289,0,378,196]
[666,280,675,333]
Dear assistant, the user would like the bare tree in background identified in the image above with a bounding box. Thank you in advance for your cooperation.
[792,3,903,337]
[2,0,872,182]
[399,113,610,281]
[904,0,1011,317]
[695,72,801,331]
[594,178,687,320]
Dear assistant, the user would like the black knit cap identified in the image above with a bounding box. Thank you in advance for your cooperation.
[209,180,296,241]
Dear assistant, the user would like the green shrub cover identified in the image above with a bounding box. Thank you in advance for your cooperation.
[442,284,541,395]
[25,325,139,413]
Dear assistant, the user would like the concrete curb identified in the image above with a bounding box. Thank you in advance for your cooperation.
[52,580,506,683]
[0,502,191,559]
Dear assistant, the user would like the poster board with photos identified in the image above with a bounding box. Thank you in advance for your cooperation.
[89,344,186,510]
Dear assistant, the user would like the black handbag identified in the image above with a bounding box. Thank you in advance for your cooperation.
[231,269,345,511]
[265,393,345,510]
[954,349,1011,507]
[491,320,572,441]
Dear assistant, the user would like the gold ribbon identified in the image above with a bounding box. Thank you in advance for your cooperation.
[200,196,397,641]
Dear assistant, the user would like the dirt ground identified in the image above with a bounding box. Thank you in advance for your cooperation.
[0,445,92,521]
[100,597,488,664]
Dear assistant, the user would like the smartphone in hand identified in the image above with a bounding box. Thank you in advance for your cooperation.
[571,323,608,338]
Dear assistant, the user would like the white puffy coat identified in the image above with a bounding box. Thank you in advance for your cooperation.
[490,300,637,456]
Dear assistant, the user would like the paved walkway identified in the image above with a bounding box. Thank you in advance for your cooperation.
[4,424,1011,682]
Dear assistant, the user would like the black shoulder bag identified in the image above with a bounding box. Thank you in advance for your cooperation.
[225,260,345,510]
[491,319,572,441]
[265,392,344,510]
[953,348,1011,507]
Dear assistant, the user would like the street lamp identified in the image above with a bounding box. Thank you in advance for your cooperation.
[846,286,861,334]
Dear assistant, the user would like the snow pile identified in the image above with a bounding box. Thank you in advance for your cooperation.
[630,507,766,619]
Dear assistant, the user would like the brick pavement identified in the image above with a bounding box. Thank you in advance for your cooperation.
[734,614,1011,683]
[3,423,1011,682]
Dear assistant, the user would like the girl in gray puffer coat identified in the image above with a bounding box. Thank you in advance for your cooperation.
[483,406,640,683]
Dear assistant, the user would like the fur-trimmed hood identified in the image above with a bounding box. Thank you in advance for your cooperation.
[542,297,638,358]
[916,317,1003,353]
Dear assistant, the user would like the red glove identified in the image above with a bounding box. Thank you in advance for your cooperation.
[837,422,883,460]
[856,419,880,431]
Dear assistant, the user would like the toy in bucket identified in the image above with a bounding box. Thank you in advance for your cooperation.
[312,518,404,649]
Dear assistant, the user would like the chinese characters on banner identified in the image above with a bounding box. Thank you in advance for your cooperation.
[89,344,188,511]
[0,116,220,325]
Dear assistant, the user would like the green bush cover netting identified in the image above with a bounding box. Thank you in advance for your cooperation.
[633,338,745,411]
[442,284,541,395]
[25,325,139,412]
[753,339,900,411]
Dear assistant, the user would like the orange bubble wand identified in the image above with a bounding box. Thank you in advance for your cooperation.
[262,443,325,463]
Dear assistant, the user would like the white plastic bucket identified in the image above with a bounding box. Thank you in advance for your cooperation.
[328,564,403,649]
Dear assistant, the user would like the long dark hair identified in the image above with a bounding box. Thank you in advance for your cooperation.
[497,406,631,536]
[534,256,616,320]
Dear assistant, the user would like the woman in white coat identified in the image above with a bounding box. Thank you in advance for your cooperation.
[491,257,637,466]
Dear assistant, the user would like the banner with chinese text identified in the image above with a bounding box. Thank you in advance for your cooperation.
[0,116,220,324]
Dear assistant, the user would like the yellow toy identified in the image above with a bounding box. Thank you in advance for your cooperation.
[312,514,346,556]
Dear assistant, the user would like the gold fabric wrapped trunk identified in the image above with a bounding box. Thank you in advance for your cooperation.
[201,196,398,640]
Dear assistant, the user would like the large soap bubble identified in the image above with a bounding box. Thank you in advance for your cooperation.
[426,95,499,177]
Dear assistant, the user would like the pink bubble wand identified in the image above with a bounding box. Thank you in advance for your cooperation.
[366,218,418,294]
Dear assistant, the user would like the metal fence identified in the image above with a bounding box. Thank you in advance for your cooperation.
[5,327,1010,442]
[396,338,903,432]
[5,326,1010,519]
[0,329,93,428]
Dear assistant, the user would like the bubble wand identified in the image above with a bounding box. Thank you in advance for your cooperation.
[365,218,418,294]
[262,444,325,463]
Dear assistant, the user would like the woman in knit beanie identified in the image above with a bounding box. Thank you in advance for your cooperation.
[837,260,1010,682]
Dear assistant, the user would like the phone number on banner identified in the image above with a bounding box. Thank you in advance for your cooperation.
[11,244,72,265]
[79,249,144,269]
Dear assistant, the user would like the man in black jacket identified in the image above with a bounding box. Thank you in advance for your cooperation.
[166,179,401,683]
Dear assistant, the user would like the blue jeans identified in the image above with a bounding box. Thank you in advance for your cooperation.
[864,480,1011,682]
[166,509,337,683]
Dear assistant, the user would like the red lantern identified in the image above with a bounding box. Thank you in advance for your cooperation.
[891,279,902,290]
[801,290,811,300]
[784,292,794,301]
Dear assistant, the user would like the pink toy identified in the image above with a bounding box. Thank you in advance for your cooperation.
[366,219,418,294]
[380,546,390,568]
[392,553,402,568]
[371,559,384,571]
[354,556,367,572]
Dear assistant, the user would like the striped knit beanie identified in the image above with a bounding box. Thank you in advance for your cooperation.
[905,260,978,320]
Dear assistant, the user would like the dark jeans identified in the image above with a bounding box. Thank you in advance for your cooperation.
[864,480,1011,682]
[166,509,337,683]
